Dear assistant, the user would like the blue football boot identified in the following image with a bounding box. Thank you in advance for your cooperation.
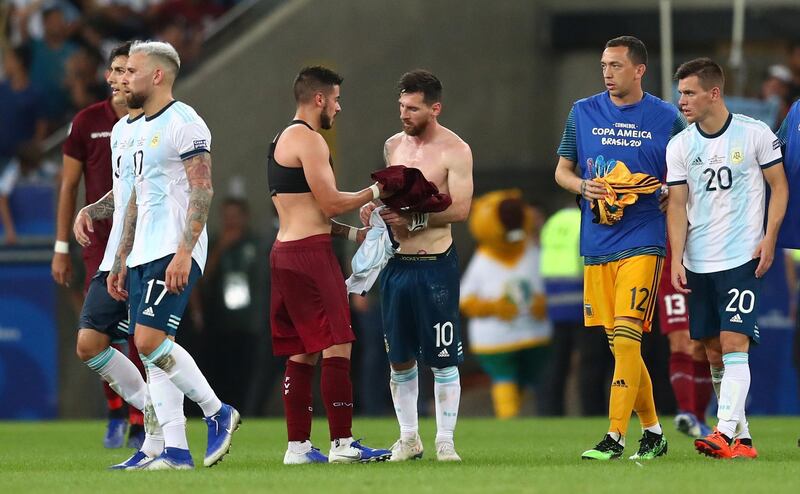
[203,403,241,467]
[140,448,194,470]
[103,419,128,448]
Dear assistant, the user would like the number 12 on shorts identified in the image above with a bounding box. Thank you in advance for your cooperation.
[629,287,650,312]
[434,321,454,348]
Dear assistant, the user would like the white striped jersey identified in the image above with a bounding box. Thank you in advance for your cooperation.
[125,101,211,272]
[666,113,782,273]
[99,113,143,272]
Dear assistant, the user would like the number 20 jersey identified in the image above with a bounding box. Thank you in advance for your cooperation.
[666,113,782,274]
[125,101,212,272]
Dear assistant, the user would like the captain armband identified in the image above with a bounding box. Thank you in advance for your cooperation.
[407,212,429,232]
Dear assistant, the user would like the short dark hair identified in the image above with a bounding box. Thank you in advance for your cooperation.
[605,36,648,66]
[674,57,725,91]
[293,66,343,103]
[398,69,442,105]
[108,41,133,66]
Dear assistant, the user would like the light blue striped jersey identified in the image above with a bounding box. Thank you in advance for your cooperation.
[666,113,782,273]
[126,101,211,272]
[99,113,144,272]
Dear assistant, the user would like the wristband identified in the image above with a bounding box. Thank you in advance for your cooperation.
[54,240,69,254]
[347,226,358,242]
[369,183,380,200]
[407,212,429,232]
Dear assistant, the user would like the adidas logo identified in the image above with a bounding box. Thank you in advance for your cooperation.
[611,379,628,388]
[437,348,450,358]
[690,156,703,166]
[729,313,743,323]
[142,306,155,317]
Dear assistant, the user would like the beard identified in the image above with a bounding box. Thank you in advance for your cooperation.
[320,110,333,130]
[125,90,147,110]
[402,119,427,136]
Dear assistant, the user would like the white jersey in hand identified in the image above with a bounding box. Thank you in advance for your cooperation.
[99,113,144,272]
[125,101,211,272]
[460,245,552,353]
[666,113,782,273]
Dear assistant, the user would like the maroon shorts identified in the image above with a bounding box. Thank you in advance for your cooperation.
[657,266,689,335]
[270,234,354,356]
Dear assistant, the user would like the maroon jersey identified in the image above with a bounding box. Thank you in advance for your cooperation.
[62,99,120,272]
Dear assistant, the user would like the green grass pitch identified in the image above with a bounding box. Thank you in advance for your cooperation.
[0,417,798,493]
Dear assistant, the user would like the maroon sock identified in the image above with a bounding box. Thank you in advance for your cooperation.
[127,336,146,425]
[321,357,353,441]
[283,360,314,442]
[693,360,713,423]
[103,380,124,413]
[669,351,696,414]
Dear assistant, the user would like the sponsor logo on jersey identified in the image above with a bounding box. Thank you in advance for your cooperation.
[729,313,743,323]
[611,379,628,388]
[709,155,725,165]
[193,139,208,150]
[690,156,704,167]
[437,348,450,358]
[142,306,155,317]
[773,138,782,150]
[90,131,112,139]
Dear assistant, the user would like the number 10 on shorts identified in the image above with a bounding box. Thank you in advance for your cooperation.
[434,321,454,348]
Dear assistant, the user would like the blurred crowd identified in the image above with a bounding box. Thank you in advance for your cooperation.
[0,0,240,243]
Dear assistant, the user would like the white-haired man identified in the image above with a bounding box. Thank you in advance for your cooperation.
[109,40,240,470]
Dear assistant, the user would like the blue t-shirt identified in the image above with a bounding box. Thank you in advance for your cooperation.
[776,100,800,249]
[557,91,685,259]
[0,81,45,159]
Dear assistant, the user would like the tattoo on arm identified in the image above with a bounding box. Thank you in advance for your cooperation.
[112,189,137,274]
[383,143,391,166]
[330,220,352,239]
[85,190,115,220]
[180,152,213,253]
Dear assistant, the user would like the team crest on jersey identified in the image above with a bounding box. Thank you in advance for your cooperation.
[150,133,161,147]
[730,148,744,164]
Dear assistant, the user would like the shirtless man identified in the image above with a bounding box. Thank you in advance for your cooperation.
[268,65,391,464]
[360,69,473,462]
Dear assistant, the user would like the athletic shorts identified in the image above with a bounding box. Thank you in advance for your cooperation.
[128,254,202,336]
[657,263,690,335]
[78,270,130,343]
[270,234,354,356]
[686,259,761,344]
[583,254,663,331]
[380,245,463,367]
